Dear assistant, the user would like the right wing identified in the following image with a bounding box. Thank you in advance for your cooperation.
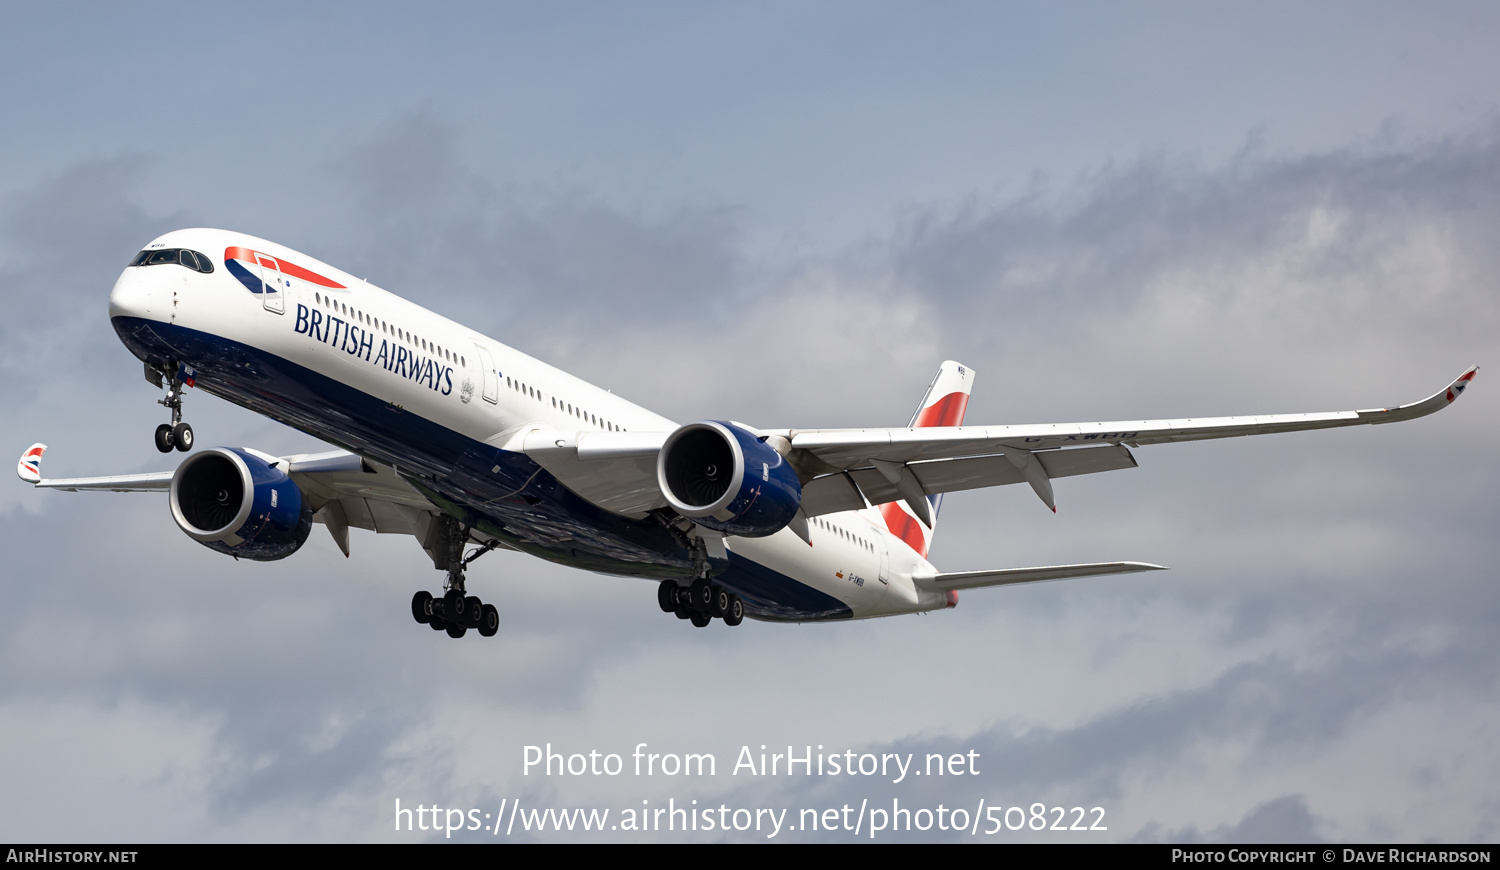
[17,443,473,559]
[21,444,174,492]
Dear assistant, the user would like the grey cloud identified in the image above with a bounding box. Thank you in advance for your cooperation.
[1132,794,1326,844]
[314,110,746,349]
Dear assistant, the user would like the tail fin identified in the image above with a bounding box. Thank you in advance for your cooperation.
[879,361,974,558]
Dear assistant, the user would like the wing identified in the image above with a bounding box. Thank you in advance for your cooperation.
[17,443,472,559]
[19,444,174,491]
[780,364,1479,515]
[519,366,1478,522]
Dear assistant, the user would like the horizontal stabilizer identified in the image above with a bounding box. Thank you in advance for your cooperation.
[913,561,1166,591]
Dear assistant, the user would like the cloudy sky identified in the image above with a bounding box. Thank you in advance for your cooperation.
[2,1,1497,843]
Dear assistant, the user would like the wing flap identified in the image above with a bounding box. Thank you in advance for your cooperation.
[800,443,1139,515]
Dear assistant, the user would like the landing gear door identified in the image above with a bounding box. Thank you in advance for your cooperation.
[256,254,286,314]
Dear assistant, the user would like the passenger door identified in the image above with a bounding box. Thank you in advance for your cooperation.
[476,345,499,404]
[256,253,286,314]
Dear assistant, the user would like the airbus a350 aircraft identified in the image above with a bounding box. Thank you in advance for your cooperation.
[16,229,1478,638]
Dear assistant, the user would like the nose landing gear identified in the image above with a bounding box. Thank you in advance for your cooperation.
[147,363,193,453]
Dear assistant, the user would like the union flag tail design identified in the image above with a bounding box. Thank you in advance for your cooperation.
[879,361,974,558]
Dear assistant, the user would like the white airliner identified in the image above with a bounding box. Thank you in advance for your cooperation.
[16,229,1479,637]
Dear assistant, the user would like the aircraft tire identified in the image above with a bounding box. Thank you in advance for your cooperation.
[411,591,433,624]
[446,622,467,638]
[172,423,194,452]
[478,604,499,637]
[674,604,693,620]
[710,585,730,618]
[724,595,744,627]
[689,611,711,628]
[657,580,678,613]
[154,424,174,454]
[690,578,713,613]
[443,589,466,621]
[464,596,483,628]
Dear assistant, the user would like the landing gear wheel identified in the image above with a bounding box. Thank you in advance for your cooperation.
[464,596,483,628]
[657,580,679,613]
[478,604,499,637]
[690,578,713,613]
[171,422,193,452]
[724,594,744,627]
[689,611,712,628]
[674,604,693,620]
[411,591,433,624]
[446,622,467,638]
[429,615,448,631]
[710,585,730,618]
[443,589,467,623]
[154,424,174,454]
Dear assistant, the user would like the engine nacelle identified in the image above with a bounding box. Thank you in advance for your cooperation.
[657,421,802,537]
[169,447,313,561]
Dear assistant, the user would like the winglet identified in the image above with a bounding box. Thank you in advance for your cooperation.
[1445,365,1479,404]
[17,443,46,484]
[1358,365,1479,424]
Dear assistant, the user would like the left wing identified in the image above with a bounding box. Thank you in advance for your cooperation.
[779,364,1478,516]
[519,365,1478,522]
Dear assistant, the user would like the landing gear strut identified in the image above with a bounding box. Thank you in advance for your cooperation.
[149,363,193,453]
[410,516,500,639]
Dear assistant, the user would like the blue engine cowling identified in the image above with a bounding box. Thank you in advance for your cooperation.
[169,447,313,561]
[657,421,802,537]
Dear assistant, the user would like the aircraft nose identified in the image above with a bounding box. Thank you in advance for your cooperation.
[108,267,162,321]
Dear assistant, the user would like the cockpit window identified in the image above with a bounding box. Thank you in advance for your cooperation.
[129,248,214,273]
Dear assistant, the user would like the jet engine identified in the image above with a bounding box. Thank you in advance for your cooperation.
[657,421,802,537]
[169,447,313,561]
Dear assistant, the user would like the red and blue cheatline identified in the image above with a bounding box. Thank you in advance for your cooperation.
[223,246,345,296]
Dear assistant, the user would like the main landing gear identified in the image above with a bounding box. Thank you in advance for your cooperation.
[410,516,500,639]
[148,363,193,453]
[659,578,744,628]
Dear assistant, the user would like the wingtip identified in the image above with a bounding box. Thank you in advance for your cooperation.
[16,442,47,484]
[1445,365,1479,404]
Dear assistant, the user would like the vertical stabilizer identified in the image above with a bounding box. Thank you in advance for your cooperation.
[879,361,974,558]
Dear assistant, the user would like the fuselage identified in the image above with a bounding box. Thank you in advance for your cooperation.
[108,229,949,621]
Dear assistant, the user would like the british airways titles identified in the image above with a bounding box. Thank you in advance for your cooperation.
[294,303,455,396]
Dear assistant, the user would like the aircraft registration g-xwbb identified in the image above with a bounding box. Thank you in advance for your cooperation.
[17,229,1479,637]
